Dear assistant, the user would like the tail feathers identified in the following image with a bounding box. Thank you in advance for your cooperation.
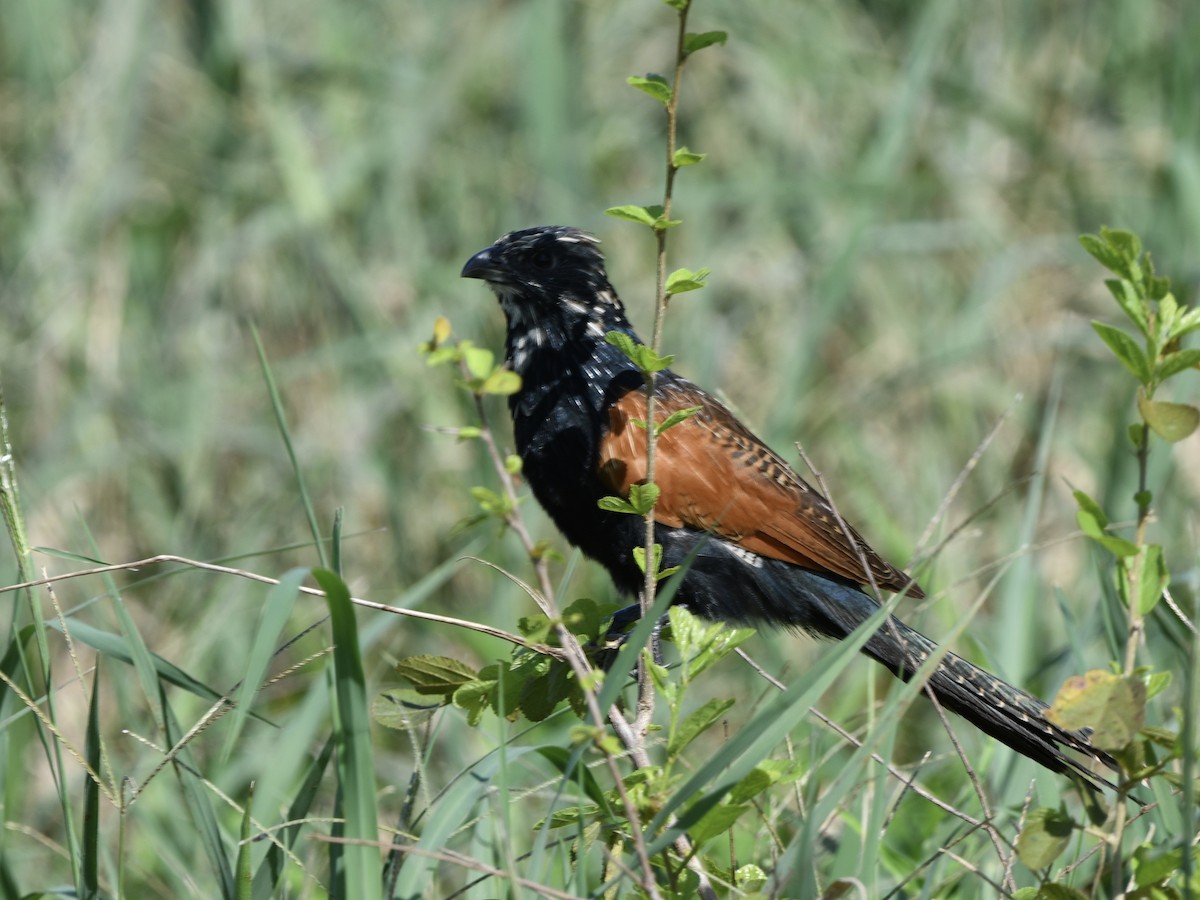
[657,536,1120,787]
[864,616,1119,787]
[731,560,1120,787]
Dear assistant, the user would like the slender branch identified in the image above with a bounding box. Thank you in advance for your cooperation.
[466,385,664,898]
[636,1,694,740]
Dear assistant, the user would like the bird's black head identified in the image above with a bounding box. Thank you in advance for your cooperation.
[461,226,634,372]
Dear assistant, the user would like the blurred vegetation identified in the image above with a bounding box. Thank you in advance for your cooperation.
[0,0,1197,896]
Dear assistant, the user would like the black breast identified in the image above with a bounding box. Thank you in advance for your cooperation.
[509,346,646,588]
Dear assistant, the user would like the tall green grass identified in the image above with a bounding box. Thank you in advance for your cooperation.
[0,0,1196,895]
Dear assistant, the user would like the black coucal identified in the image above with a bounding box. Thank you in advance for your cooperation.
[461,224,1117,787]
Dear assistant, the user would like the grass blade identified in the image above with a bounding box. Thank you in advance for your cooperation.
[220,567,305,763]
[313,567,381,900]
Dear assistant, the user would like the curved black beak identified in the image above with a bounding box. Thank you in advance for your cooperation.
[461,247,504,282]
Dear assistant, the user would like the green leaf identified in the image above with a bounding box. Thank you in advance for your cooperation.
[1134,846,1184,889]
[665,267,711,295]
[628,481,660,515]
[662,0,688,9]
[1138,393,1200,442]
[453,675,497,726]
[598,495,637,515]
[1134,544,1169,615]
[668,698,737,755]
[735,865,768,893]
[1092,321,1152,383]
[1016,807,1075,870]
[604,331,675,374]
[1156,347,1200,380]
[1080,233,1123,273]
[604,205,658,227]
[626,74,672,105]
[632,543,663,576]
[1072,490,1109,528]
[1037,884,1089,900]
[372,688,443,730]
[1145,669,1172,700]
[470,485,511,516]
[479,368,521,395]
[424,344,460,367]
[561,597,616,641]
[673,147,706,167]
[633,547,681,580]
[1104,278,1149,337]
[656,405,703,436]
[1048,670,1146,751]
[604,330,640,359]
[686,802,746,845]
[683,31,728,55]
[1174,305,1200,337]
[1158,291,1180,337]
[611,202,682,232]
[420,315,453,353]
[396,655,479,696]
[1074,495,1138,558]
[504,453,522,474]
[519,665,569,721]
[462,344,494,380]
[1102,227,1143,268]
[638,346,675,372]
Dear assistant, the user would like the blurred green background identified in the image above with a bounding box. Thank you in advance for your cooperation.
[1,0,1197,894]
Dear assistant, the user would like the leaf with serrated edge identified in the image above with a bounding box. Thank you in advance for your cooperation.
[1092,321,1151,383]
[396,655,479,694]
[604,330,639,360]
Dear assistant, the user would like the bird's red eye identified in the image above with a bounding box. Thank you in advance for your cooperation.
[530,250,554,270]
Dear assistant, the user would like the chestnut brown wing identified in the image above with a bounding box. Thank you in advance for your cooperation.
[597,382,922,597]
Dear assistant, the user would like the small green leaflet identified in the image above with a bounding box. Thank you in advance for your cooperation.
[626,74,672,105]
[604,203,682,232]
[656,405,702,436]
[683,31,727,55]
[665,267,710,295]
[1091,321,1151,383]
[604,331,674,374]
[673,147,706,167]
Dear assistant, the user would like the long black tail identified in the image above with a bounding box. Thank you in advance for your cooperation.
[863,612,1118,786]
[789,570,1119,787]
[670,543,1121,788]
